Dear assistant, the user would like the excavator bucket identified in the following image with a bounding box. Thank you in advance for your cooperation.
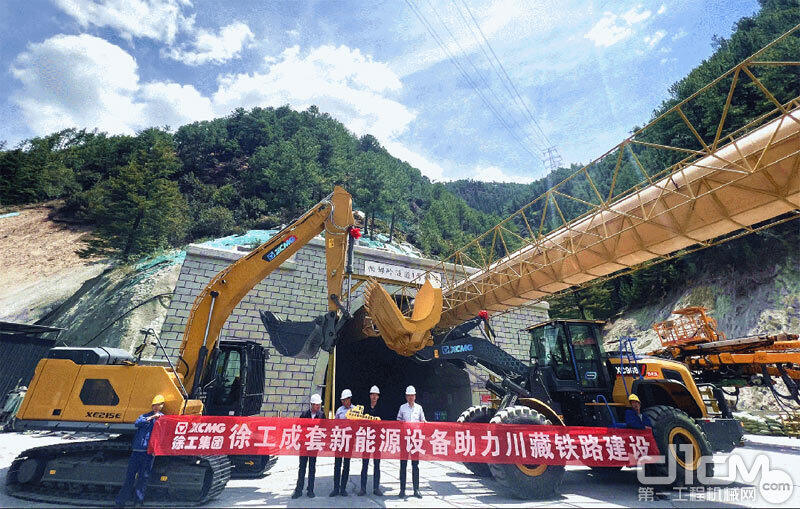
[364,279,443,356]
[260,310,339,359]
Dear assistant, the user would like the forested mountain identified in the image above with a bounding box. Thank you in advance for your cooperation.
[0,0,796,320]
[0,106,501,260]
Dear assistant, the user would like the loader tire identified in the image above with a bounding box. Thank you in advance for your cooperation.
[456,405,497,477]
[643,405,714,486]
[488,405,564,499]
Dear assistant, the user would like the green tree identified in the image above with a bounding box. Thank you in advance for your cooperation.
[81,156,188,260]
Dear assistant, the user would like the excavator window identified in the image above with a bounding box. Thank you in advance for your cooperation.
[212,349,243,406]
[530,324,576,380]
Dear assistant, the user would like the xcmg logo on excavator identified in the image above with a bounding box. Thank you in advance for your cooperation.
[263,235,297,262]
[441,344,474,355]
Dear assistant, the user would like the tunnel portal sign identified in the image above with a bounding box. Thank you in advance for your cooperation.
[363,261,441,287]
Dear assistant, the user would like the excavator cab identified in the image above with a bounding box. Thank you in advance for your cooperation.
[201,340,266,417]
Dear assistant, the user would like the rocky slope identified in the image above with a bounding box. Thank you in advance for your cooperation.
[0,204,109,323]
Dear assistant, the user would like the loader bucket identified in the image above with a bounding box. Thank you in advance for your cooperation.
[364,279,443,356]
[260,310,338,359]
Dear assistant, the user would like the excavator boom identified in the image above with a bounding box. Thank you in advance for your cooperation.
[178,186,353,396]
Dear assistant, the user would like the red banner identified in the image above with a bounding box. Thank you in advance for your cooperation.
[149,416,658,466]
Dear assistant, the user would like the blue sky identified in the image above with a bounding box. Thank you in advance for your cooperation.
[0,0,760,183]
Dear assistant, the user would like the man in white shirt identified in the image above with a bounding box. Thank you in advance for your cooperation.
[292,394,325,499]
[396,385,425,498]
[330,389,353,497]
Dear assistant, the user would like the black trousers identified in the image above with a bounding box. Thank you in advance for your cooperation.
[295,456,316,493]
[333,456,350,492]
[399,459,419,492]
[360,458,380,490]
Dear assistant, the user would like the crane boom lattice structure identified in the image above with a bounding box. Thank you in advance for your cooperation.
[382,24,800,331]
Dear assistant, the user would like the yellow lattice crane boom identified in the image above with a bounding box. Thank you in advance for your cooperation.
[366,24,800,356]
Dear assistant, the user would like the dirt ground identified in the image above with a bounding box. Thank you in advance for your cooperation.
[1,432,798,508]
[0,203,110,322]
[0,203,98,290]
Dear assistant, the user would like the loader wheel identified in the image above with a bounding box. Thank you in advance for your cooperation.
[643,405,714,486]
[457,405,497,477]
[488,405,564,499]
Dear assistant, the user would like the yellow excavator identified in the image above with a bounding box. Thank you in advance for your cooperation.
[7,187,357,505]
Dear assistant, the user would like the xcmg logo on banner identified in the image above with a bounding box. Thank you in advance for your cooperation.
[149,415,658,466]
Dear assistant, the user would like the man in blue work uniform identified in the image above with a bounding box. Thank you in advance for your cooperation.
[624,394,652,429]
[115,394,165,507]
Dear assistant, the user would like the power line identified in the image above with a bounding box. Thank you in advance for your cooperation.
[428,0,547,153]
[451,0,551,153]
[458,0,554,149]
[404,0,543,161]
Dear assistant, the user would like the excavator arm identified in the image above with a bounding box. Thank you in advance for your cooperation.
[177,186,354,397]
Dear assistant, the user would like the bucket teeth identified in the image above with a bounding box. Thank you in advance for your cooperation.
[363,279,442,356]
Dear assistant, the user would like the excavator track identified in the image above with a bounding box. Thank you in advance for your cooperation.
[5,439,231,506]
[229,454,278,479]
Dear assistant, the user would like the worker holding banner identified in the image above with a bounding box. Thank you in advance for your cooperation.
[396,385,425,499]
[115,394,164,507]
[359,385,384,496]
[292,394,325,499]
[330,389,353,497]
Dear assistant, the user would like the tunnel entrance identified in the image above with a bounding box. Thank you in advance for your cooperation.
[331,338,473,422]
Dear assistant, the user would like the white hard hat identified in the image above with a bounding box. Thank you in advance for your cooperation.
[405,385,416,395]
[370,385,380,394]
[310,394,322,404]
[341,389,352,399]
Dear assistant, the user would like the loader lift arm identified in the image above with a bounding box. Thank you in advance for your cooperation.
[178,186,354,397]
[415,318,529,379]
[414,317,551,403]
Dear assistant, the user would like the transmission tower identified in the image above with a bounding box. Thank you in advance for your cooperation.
[542,145,563,172]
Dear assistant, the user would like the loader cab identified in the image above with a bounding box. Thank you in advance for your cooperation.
[201,340,266,417]
[529,319,611,391]
[528,320,616,426]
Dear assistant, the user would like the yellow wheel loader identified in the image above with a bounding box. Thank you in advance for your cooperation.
[6,187,357,505]
[408,315,743,498]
